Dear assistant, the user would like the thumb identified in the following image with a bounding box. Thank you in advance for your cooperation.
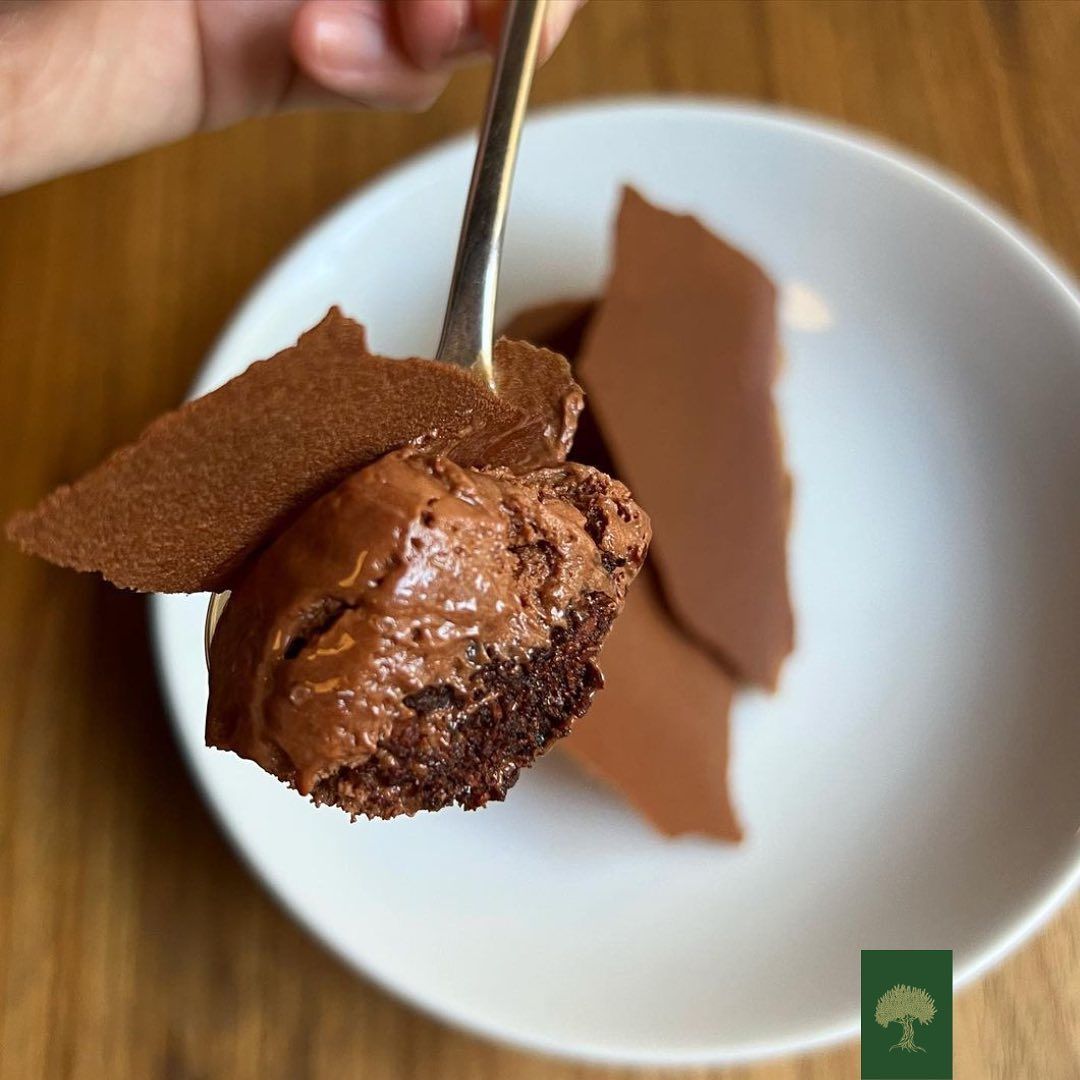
[291,0,450,110]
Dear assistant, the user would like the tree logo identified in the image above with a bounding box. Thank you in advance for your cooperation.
[874,983,937,1053]
[861,950,952,1079]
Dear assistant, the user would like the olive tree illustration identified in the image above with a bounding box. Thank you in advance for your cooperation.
[874,984,937,1053]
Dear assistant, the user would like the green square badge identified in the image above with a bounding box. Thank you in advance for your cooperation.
[861,950,952,1079]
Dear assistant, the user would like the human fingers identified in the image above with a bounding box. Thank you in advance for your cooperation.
[291,0,450,109]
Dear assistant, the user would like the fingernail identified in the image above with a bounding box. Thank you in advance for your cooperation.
[311,2,389,71]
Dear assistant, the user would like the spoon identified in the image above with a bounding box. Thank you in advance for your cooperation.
[205,0,548,663]
[435,0,548,387]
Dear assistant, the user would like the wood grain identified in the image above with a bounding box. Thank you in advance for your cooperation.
[2,2,1079,1078]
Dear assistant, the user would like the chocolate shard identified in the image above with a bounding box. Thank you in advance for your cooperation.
[578,188,794,690]
[568,570,742,840]
[502,188,792,838]
[498,298,596,363]
[6,308,582,594]
[506,294,742,839]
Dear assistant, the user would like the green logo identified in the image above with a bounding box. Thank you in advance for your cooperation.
[875,984,936,1052]
[861,950,952,1079]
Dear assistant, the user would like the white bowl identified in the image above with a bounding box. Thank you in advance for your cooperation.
[152,99,1080,1067]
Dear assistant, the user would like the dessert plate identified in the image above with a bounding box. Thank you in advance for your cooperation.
[153,99,1080,1066]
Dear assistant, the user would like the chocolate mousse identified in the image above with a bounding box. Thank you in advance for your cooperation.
[6,309,651,819]
[207,449,649,817]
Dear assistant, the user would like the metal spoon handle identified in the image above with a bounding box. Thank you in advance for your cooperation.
[205,2,547,666]
[435,0,547,390]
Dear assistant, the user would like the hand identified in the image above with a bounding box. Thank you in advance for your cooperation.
[0,0,583,194]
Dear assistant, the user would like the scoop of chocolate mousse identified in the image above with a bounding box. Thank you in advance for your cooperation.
[207,448,650,818]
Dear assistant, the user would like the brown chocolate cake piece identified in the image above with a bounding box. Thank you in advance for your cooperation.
[207,448,650,817]
[314,591,617,816]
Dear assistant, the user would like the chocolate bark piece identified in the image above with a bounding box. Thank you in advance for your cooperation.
[579,188,793,690]
[568,571,741,840]
[501,185,793,839]
[499,298,596,364]
[6,308,582,594]
[506,295,743,839]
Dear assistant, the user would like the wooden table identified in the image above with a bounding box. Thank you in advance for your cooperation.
[2,2,1078,1077]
